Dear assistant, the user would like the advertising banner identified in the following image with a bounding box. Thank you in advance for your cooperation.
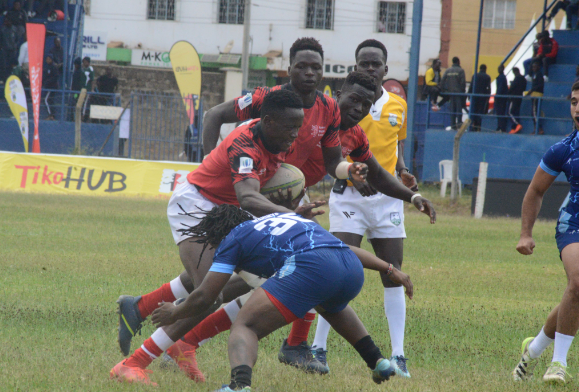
[26,23,46,153]
[170,41,202,114]
[0,152,200,197]
[131,49,172,68]
[4,76,29,152]
[82,30,108,61]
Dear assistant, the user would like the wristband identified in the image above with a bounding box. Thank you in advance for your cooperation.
[386,263,394,276]
[410,193,422,203]
[398,167,409,176]
[335,161,352,180]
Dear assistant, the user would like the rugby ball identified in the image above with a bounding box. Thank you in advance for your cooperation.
[260,163,305,201]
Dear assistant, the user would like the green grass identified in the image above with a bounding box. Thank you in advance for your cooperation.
[0,189,574,391]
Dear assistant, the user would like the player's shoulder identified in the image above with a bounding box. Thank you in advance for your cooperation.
[227,120,260,148]
[385,92,407,111]
[314,90,339,110]
[553,130,579,154]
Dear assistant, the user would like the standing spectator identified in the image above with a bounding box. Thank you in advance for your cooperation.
[43,54,58,120]
[1,19,19,81]
[68,57,85,121]
[546,0,579,30]
[49,37,63,74]
[495,64,509,132]
[6,1,27,43]
[526,61,545,134]
[468,64,491,132]
[440,56,466,130]
[81,56,95,121]
[508,67,527,134]
[423,59,442,110]
[18,37,28,72]
[97,66,118,94]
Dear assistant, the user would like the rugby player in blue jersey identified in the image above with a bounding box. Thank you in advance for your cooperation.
[150,204,414,391]
[512,81,579,384]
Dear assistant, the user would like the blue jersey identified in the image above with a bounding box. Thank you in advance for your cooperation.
[208,212,346,278]
[540,130,579,234]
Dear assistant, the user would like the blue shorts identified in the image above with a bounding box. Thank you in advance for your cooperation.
[261,247,364,318]
[555,230,579,253]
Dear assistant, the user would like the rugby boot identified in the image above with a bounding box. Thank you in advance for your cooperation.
[166,339,205,382]
[311,347,330,372]
[512,337,537,381]
[278,339,329,374]
[372,358,396,384]
[391,355,411,378]
[212,385,251,392]
[117,295,145,356]
[109,360,158,386]
[543,361,571,384]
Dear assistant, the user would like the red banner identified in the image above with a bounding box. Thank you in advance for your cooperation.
[27,23,46,153]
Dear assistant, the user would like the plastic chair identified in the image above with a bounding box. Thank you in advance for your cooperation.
[439,160,461,197]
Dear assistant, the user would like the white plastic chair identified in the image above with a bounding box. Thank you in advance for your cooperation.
[439,160,461,197]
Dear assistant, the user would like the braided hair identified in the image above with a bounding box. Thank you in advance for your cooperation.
[177,204,254,267]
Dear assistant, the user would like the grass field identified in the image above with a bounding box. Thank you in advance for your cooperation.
[0,187,575,391]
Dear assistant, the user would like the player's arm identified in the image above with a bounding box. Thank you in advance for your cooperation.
[365,156,436,223]
[151,272,230,327]
[234,178,325,219]
[517,166,557,255]
[202,100,242,155]
[322,146,367,182]
[396,141,418,191]
[348,245,413,299]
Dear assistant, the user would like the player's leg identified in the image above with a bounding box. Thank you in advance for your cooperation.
[543,242,579,383]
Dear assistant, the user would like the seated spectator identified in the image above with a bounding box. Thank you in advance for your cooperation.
[423,59,442,110]
[495,64,509,132]
[523,31,558,81]
[43,54,59,120]
[508,67,527,134]
[1,19,19,82]
[49,37,64,74]
[6,1,27,43]
[526,61,545,134]
[27,0,63,18]
[546,0,579,30]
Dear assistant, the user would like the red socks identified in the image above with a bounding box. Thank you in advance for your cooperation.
[137,282,176,318]
[183,308,232,347]
[125,338,163,369]
[287,312,316,346]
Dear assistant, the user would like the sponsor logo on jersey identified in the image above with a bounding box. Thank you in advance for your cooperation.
[239,157,254,174]
[258,168,266,176]
[388,113,398,127]
[311,125,326,137]
[342,147,352,157]
[390,212,401,226]
[238,93,252,110]
[342,211,356,219]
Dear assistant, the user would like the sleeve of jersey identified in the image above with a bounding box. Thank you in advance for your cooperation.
[348,128,373,162]
[209,236,242,275]
[228,136,262,185]
[398,99,408,141]
[540,143,567,176]
[320,99,342,148]
[233,87,267,121]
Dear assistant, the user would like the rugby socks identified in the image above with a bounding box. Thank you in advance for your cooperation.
[312,315,331,350]
[384,286,406,357]
[354,335,384,369]
[552,332,574,367]
[137,277,190,319]
[287,310,316,346]
[229,365,252,390]
[125,329,175,369]
[183,302,239,347]
[528,327,554,359]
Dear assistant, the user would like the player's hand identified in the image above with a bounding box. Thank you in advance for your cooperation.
[516,236,535,255]
[295,200,326,220]
[268,188,304,210]
[412,196,436,224]
[151,302,178,328]
[349,162,368,182]
[389,268,413,299]
[400,171,418,191]
[351,178,377,197]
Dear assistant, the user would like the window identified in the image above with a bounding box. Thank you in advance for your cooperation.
[306,0,334,30]
[219,0,245,24]
[377,2,406,34]
[483,0,516,29]
[148,0,175,20]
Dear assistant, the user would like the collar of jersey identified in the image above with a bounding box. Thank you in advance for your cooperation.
[370,87,389,117]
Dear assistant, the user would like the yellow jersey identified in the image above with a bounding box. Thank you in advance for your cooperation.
[349,88,407,176]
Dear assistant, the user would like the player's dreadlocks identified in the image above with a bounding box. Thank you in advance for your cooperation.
[177,204,254,267]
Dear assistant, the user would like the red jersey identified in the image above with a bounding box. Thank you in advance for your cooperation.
[300,125,373,187]
[187,119,289,206]
[234,83,341,172]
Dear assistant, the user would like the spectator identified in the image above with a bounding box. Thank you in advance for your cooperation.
[526,61,545,134]
[508,67,527,134]
[49,37,63,74]
[440,56,466,130]
[1,19,19,82]
[97,66,118,94]
[18,37,28,72]
[546,0,579,30]
[423,59,442,109]
[43,54,58,120]
[81,56,94,121]
[69,57,85,121]
[523,31,558,81]
[468,64,491,132]
[6,1,27,43]
[495,64,509,132]
[27,0,62,18]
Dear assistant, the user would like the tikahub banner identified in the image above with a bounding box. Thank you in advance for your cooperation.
[4,76,29,152]
[0,152,200,197]
[170,41,202,121]
[27,23,46,153]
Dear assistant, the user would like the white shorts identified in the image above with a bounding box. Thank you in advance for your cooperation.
[167,181,218,245]
[329,187,406,239]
